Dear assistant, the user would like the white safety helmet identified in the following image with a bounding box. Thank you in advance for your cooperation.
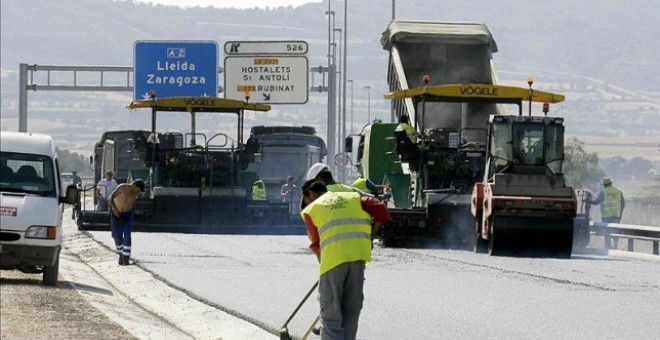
[306,162,329,181]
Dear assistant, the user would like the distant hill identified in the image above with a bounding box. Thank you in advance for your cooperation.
[2,0,658,89]
[1,0,659,157]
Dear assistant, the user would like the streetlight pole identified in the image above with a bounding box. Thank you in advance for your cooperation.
[347,79,354,134]
[325,6,336,173]
[342,0,353,157]
[364,85,371,124]
[334,27,342,157]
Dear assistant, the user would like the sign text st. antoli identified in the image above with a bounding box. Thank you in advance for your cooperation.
[223,41,309,104]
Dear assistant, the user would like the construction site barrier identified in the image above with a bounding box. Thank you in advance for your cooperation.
[590,222,660,255]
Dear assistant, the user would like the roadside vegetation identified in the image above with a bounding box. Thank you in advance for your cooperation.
[57,148,91,176]
[564,138,660,227]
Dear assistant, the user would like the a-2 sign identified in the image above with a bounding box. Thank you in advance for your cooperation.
[133,40,218,100]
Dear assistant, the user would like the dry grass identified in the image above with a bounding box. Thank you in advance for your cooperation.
[577,135,660,161]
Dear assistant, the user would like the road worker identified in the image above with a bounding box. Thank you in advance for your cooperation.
[352,174,390,197]
[395,115,417,143]
[108,179,144,266]
[351,175,375,192]
[299,179,390,340]
[96,170,118,211]
[281,175,297,202]
[587,176,625,248]
[251,175,267,201]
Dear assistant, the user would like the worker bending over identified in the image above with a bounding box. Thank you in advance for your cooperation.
[300,179,390,340]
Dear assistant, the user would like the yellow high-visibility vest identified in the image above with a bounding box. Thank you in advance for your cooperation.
[252,180,267,201]
[601,186,623,218]
[395,123,417,143]
[302,192,372,276]
[352,178,368,191]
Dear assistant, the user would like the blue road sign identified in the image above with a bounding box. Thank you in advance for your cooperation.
[134,40,218,100]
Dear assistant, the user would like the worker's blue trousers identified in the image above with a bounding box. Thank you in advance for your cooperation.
[110,211,133,257]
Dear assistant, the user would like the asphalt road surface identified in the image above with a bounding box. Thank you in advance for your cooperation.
[2,208,659,340]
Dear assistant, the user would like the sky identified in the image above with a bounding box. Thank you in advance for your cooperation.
[132,0,322,10]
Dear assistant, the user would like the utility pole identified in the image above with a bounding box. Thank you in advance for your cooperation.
[364,85,371,124]
[334,27,342,158]
[391,0,396,123]
[347,79,354,134]
[326,5,336,174]
[342,0,349,183]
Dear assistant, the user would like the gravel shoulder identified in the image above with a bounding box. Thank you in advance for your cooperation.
[0,255,138,340]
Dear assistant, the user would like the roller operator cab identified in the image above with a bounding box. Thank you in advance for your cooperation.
[0,131,78,286]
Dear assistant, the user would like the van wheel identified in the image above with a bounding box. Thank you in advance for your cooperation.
[43,257,59,286]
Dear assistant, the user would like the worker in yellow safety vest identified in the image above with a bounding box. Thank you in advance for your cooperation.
[351,175,390,197]
[351,176,373,192]
[299,179,390,340]
[587,176,625,248]
[395,115,417,143]
[251,175,267,201]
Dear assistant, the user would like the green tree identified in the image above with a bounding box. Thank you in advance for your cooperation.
[563,137,603,189]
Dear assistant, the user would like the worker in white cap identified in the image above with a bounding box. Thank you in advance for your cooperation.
[306,162,329,181]
[305,162,369,194]
[301,163,374,214]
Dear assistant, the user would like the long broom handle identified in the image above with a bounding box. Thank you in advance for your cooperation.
[283,280,319,328]
[302,315,320,340]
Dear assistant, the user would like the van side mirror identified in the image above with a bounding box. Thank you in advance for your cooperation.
[61,185,79,205]
[344,137,353,153]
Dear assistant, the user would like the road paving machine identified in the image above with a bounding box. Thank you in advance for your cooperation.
[78,96,300,233]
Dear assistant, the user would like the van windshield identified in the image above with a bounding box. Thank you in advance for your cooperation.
[0,152,56,197]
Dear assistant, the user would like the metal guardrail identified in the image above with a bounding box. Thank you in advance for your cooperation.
[590,222,660,255]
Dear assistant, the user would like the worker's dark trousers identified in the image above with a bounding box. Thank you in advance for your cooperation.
[110,211,133,258]
[319,261,365,340]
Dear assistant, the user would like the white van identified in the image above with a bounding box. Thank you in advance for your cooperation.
[0,131,77,286]
[60,171,74,193]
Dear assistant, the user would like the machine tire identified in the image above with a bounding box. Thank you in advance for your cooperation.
[487,231,496,256]
[72,197,81,221]
[474,233,488,254]
[380,228,393,248]
[42,257,59,286]
[557,245,572,259]
[473,221,488,254]
[487,216,508,256]
[487,216,495,255]
[572,218,589,254]
[77,211,84,230]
